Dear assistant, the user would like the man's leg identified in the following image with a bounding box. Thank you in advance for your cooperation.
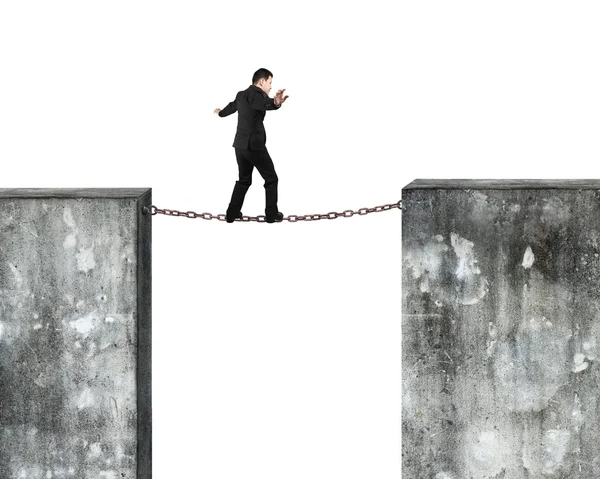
[251,148,279,218]
[226,149,253,221]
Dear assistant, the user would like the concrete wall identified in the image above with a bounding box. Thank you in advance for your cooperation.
[402,180,600,479]
[0,189,151,479]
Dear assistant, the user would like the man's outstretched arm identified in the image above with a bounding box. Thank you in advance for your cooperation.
[248,89,289,111]
[214,100,237,117]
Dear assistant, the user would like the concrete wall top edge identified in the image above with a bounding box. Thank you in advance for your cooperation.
[404,179,600,190]
[0,188,152,198]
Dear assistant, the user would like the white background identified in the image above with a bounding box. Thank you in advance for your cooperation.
[1,1,599,478]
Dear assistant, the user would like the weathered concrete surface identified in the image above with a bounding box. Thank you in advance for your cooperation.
[0,189,151,479]
[402,180,600,479]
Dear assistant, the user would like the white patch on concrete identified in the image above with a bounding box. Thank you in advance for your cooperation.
[450,233,488,305]
[572,392,584,429]
[76,246,96,272]
[89,442,103,457]
[63,207,77,229]
[0,322,4,340]
[471,431,504,475]
[489,321,498,338]
[46,470,52,478]
[63,207,78,249]
[69,312,97,336]
[404,236,449,283]
[541,197,570,226]
[8,262,23,285]
[105,316,115,323]
[470,191,501,222]
[435,473,456,479]
[405,233,488,305]
[99,471,117,479]
[583,337,597,360]
[487,322,498,357]
[87,342,97,358]
[121,244,136,263]
[33,323,43,330]
[494,315,571,412]
[522,245,535,269]
[34,373,48,388]
[78,387,95,409]
[574,352,586,364]
[523,429,571,476]
[462,428,507,478]
[419,275,430,293]
[115,444,126,460]
[572,353,589,373]
[63,234,77,249]
[486,340,497,357]
[451,233,480,278]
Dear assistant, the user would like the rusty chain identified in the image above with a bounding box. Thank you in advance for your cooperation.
[143,200,402,222]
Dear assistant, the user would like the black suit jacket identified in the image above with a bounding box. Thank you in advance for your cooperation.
[219,84,281,150]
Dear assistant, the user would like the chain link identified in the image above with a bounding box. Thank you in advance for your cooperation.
[144,200,402,222]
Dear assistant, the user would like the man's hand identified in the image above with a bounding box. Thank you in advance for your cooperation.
[214,108,221,115]
[274,89,289,106]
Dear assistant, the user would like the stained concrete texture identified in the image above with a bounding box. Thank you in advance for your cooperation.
[402,181,600,479]
[0,189,151,479]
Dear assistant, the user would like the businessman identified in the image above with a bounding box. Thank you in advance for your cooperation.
[214,68,289,223]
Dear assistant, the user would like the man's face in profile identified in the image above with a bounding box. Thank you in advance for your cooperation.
[257,76,273,95]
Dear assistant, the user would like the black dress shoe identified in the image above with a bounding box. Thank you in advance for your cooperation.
[226,211,243,223]
[265,212,284,223]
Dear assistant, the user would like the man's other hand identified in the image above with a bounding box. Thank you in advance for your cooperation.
[274,89,289,106]
[214,108,221,115]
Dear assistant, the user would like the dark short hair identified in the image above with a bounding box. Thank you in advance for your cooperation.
[252,68,273,84]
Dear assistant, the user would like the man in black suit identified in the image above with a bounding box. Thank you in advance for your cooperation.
[214,68,289,223]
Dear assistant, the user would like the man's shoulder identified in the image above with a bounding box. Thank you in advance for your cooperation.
[247,84,266,96]
[236,86,260,98]
[236,85,266,106]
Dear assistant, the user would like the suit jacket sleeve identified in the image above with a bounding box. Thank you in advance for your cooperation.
[249,90,281,111]
[219,100,237,117]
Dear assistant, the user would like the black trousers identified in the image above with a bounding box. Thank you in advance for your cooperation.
[227,148,279,217]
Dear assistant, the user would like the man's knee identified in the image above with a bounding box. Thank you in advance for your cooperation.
[238,178,252,187]
[264,175,278,187]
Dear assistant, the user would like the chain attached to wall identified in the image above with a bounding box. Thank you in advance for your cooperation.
[143,200,402,222]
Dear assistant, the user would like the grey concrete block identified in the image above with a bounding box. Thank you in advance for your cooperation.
[402,180,600,478]
[0,189,151,479]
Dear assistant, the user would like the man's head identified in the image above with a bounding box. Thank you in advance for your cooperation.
[253,68,273,94]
